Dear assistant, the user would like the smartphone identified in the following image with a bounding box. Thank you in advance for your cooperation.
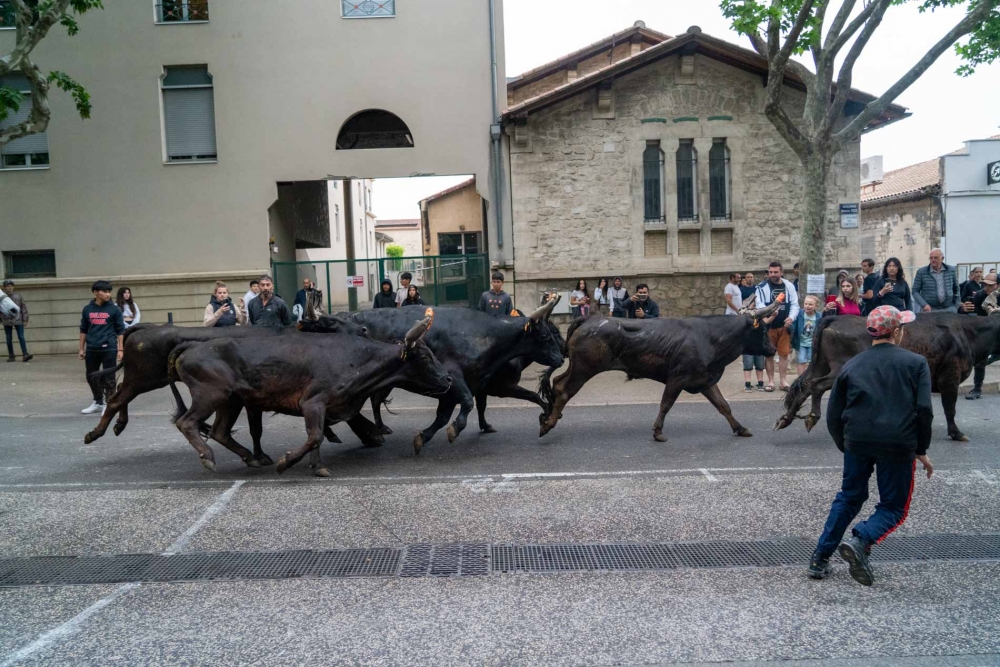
[826,295,838,303]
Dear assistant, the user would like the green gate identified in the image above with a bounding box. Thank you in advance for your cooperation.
[271,253,489,314]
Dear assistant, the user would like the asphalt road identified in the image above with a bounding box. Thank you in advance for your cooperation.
[2,396,1000,666]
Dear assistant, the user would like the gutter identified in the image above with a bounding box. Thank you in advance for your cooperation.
[488,0,506,263]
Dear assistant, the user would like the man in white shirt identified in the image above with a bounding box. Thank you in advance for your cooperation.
[724,273,743,315]
[395,272,413,307]
[243,280,260,306]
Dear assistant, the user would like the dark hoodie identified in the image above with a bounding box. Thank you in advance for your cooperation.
[373,279,396,309]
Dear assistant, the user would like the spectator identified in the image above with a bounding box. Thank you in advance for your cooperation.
[967,272,999,400]
[823,278,862,317]
[792,295,821,375]
[608,277,629,318]
[859,258,878,315]
[755,262,799,392]
[204,281,247,327]
[872,258,913,312]
[808,305,933,586]
[293,278,314,322]
[373,278,397,309]
[854,273,865,296]
[479,272,513,318]
[592,278,612,316]
[740,273,757,308]
[627,284,660,319]
[396,272,413,307]
[724,273,743,315]
[243,279,260,306]
[402,284,425,306]
[911,248,959,313]
[2,279,32,362]
[960,266,984,315]
[248,275,292,327]
[828,270,850,297]
[570,279,590,317]
[79,280,125,415]
[792,263,800,291]
[115,287,140,328]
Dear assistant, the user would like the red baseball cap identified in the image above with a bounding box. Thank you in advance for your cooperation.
[866,305,915,337]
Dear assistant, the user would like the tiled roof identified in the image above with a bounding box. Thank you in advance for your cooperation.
[860,158,940,206]
[421,177,476,204]
[375,219,421,229]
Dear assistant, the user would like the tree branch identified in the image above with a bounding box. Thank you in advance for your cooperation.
[836,1,994,144]
[824,0,891,131]
[811,0,833,69]
[823,0,858,52]
[0,55,51,145]
[764,97,810,157]
[826,0,887,60]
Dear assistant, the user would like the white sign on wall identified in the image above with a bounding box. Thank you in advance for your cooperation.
[839,203,859,229]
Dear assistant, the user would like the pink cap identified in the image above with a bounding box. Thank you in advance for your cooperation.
[866,305,915,337]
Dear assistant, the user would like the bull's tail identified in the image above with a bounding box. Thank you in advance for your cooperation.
[537,366,557,408]
[87,361,123,387]
[169,381,188,425]
[166,342,211,437]
[782,316,836,412]
[166,342,200,383]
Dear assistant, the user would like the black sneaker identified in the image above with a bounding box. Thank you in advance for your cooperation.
[22,354,33,363]
[838,536,874,586]
[6,355,14,363]
[756,381,765,392]
[807,552,832,580]
[744,382,753,393]
[966,386,982,400]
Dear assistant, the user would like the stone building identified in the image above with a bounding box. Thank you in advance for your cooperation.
[501,23,906,315]
[420,178,486,257]
[375,219,423,258]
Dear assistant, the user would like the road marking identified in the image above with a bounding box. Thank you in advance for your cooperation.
[0,481,246,666]
[700,468,719,482]
[973,470,997,485]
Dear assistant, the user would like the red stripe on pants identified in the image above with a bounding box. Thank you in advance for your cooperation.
[876,459,916,545]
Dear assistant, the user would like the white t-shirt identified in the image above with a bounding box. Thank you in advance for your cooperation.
[571,290,588,308]
[396,286,409,306]
[243,291,257,305]
[724,283,742,315]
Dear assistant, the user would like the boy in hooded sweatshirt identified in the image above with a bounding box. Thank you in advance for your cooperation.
[373,279,396,309]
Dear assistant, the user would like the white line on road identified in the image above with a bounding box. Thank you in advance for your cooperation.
[973,470,997,485]
[700,468,719,482]
[0,480,246,667]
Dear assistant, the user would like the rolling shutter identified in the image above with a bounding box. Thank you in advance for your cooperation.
[163,87,216,159]
[0,73,48,156]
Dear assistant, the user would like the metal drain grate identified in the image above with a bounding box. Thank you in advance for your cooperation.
[399,543,490,578]
[2,535,998,587]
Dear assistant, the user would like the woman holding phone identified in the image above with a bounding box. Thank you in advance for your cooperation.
[823,278,863,316]
[872,257,913,312]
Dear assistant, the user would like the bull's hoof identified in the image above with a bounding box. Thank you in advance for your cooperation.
[653,431,667,443]
[257,454,275,467]
[951,433,970,443]
[379,424,393,435]
[200,457,217,473]
[413,434,425,455]
[735,427,753,438]
[773,416,791,431]
[539,422,553,438]
[112,422,126,437]
[326,431,342,444]
[538,412,547,426]
[362,439,384,449]
[84,432,96,445]
[804,414,819,432]
[276,454,290,474]
[446,424,459,443]
[480,425,497,434]
[245,458,262,468]
[314,467,333,478]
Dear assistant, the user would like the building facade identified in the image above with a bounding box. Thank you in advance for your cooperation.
[0,0,505,352]
[374,219,422,258]
[420,178,486,257]
[501,24,905,315]
[941,136,1000,277]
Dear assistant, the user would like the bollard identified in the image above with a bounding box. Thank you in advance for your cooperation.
[167,312,173,324]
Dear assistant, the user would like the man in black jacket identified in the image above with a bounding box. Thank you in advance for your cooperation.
[248,275,292,327]
[808,305,934,586]
[79,280,126,415]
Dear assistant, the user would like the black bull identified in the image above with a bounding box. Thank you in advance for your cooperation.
[331,300,564,453]
[775,312,1000,442]
[169,315,450,474]
[538,300,781,442]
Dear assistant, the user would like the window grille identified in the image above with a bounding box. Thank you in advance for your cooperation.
[676,140,698,221]
[643,142,664,223]
[709,139,731,220]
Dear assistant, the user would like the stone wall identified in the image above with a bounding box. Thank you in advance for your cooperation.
[859,196,940,278]
[509,53,862,311]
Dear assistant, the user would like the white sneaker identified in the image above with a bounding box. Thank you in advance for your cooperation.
[81,402,104,415]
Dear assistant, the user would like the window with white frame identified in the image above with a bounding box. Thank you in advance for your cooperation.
[0,73,50,169]
[0,0,15,29]
[642,141,665,223]
[342,0,395,18]
[161,65,217,162]
[156,0,209,23]
[676,139,698,222]
[709,139,732,220]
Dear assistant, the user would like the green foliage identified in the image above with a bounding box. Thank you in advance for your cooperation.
[955,2,1000,75]
[47,71,91,118]
[0,86,25,123]
[720,0,822,54]
[385,244,406,259]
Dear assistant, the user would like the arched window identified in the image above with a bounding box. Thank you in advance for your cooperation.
[643,141,665,222]
[676,140,698,221]
[709,139,731,220]
[336,109,413,150]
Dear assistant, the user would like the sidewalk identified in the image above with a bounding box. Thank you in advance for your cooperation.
[2,354,996,419]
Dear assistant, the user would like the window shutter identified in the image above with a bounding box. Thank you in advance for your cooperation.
[0,97,49,156]
[163,88,217,159]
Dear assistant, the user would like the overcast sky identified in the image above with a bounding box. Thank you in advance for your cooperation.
[374,0,998,221]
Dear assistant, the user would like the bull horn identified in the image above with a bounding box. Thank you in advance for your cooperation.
[404,309,434,347]
[752,293,785,319]
[529,293,559,322]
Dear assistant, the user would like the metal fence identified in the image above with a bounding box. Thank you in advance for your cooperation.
[957,262,1000,284]
[271,253,489,314]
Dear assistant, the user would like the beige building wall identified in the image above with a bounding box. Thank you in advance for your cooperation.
[422,183,486,256]
[0,0,504,352]
[507,54,862,315]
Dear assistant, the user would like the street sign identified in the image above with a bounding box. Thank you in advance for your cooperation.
[988,160,1000,185]
[839,203,859,229]
[346,275,364,288]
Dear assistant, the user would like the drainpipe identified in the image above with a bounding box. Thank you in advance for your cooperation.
[488,0,505,265]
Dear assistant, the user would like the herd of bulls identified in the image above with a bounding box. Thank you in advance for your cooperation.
[81,292,999,477]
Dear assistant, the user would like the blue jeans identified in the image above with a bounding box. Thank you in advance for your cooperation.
[4,325,27,356]
[815,449,916,559]
[742,354,764,371]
